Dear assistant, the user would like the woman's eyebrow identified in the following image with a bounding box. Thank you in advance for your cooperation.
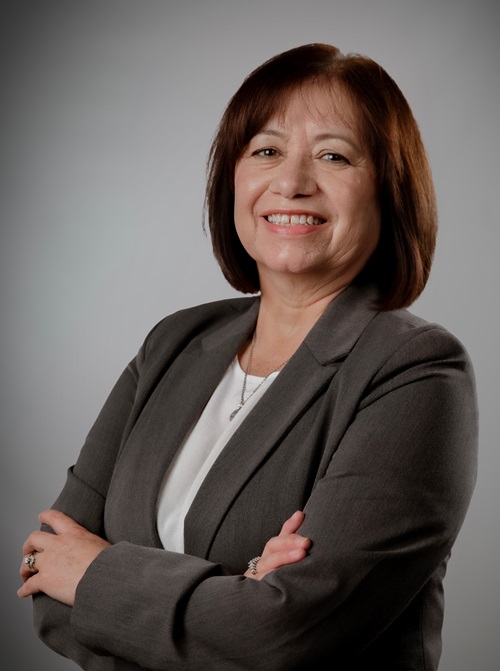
[253,129,286,139]
[254,129,362,152]
[314,132,358,146]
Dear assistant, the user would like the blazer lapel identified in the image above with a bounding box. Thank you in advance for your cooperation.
[110,299,260,548]
[184,282,380,558]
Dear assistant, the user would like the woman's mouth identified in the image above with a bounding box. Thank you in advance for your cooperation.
[265,214,326,226]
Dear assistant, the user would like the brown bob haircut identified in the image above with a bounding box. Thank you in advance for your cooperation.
[205,44,437,310]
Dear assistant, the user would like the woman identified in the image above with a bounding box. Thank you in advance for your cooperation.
[19,44,477,670]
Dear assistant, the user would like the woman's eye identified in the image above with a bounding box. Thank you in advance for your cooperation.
[253,147,277,157]
[321,152,348,163]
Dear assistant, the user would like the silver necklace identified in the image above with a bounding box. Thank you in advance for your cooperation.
[229,331,289,421]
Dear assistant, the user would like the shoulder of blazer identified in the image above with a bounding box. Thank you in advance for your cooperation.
[301,282,450,368]
[127,296,259,378]
[340,307,476,407]
[144,296,258,353]
[361,308,472,366]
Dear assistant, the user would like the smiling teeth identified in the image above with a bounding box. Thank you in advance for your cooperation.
[266,214,324,225]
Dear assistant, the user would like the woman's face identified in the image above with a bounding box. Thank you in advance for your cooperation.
[234,84,381,293]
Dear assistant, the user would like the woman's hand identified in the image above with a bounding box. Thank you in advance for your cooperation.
[18,509,110,606]
[244,510,310,581]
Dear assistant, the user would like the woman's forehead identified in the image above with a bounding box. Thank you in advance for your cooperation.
[262,82,363,136]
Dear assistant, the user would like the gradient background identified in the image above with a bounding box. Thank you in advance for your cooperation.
[2,1,498,668]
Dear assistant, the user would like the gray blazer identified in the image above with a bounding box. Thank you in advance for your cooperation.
[33,283,478,670]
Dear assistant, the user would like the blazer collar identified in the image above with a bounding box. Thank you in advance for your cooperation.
[304,281,380,364]
[202,297,260,351]
[201,281,379,365]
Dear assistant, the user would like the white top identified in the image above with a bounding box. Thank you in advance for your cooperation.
[156,357,280,552]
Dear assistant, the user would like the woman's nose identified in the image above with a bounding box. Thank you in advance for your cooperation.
[269,156,316,198]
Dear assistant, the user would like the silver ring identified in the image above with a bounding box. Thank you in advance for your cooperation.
[247,556,261,575]
[24,552,37,572]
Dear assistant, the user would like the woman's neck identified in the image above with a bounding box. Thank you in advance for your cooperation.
[240,277,349,377]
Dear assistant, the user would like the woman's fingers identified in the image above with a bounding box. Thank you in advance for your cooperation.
[19,548,43,582]
[38,508,84,534]
[20,528,48,582]
[17,572,42,598]
[20,509,87,579]
[18,509,111,606]
[245,511,310,580]
[244,541,308,580]
[262,533,310,554]
[279,510,305,535]
[22,529,50,558]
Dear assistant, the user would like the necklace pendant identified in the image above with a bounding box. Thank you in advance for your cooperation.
[229,406,242,421]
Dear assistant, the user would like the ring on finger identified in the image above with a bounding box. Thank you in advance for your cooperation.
[247,556,261,575]
[24,552,38,573]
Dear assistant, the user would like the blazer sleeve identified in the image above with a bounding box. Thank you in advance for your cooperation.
[61,326,477,670]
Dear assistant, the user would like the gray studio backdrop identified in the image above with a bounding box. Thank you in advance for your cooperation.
[2,1,498,669]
